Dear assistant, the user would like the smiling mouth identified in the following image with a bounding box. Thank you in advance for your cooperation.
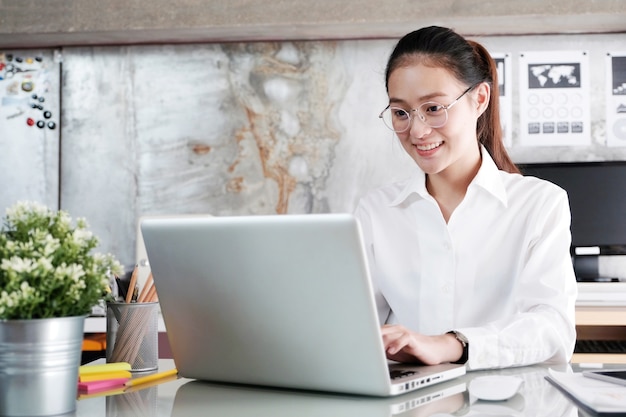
[416,142,443,151]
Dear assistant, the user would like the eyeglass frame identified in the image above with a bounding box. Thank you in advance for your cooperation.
[378,83,478,132]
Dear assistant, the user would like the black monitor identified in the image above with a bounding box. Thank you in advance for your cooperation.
[518,161,626,282]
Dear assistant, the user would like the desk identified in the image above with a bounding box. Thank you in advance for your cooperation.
[75,359,622,416]
[574,306,626,364]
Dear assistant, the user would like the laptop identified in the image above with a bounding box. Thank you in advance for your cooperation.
[140,213,466,397]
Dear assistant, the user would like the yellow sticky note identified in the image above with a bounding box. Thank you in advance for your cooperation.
[79,362,131,376]
[79,370,132,382]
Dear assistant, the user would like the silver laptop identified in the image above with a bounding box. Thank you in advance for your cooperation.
[141,213,466,397]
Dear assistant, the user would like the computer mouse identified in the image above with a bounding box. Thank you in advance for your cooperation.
[469,375,524,401]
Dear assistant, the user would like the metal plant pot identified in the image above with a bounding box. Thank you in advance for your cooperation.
[0,315,85,416]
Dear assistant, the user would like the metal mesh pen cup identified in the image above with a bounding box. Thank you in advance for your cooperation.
[106,302,159,372]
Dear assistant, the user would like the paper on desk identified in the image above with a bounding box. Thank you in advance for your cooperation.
[547,369,626,413]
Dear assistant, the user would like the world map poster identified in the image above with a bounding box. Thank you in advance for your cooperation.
[518,50,590,147]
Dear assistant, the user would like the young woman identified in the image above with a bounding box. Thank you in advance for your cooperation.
[354,26,577,370]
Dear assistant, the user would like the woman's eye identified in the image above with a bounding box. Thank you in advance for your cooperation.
[392,109,409,119]
[424,104,444,114]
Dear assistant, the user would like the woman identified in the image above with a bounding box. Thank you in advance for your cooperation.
[354,26,577,370]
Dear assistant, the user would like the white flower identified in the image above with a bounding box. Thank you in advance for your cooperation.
[41,235,60,256]
[6,201,48,221]
[1,257,36,274]
[72,228,93,246]
[36,257,54,273]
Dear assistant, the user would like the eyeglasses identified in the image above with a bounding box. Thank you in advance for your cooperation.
[378,84,477,132]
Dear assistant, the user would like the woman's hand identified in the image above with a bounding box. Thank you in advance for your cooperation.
[381,324,463,365]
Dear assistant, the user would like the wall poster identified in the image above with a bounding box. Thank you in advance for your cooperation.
[491,52,513,148]
[518,50,590,147]
[606,52,626,146]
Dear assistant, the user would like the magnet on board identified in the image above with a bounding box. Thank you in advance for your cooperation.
[36,120,45,128]
[21,80,34,92]
[47,121,56,130]
[26,118,35,126]
[44,111,52,119]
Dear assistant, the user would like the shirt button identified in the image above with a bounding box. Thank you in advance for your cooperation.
[442,284,452,293]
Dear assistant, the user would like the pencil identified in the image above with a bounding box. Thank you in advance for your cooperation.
[125,265,139,303]
[123,368,178,387]
[137,272,154,303]
[123,373,179,393]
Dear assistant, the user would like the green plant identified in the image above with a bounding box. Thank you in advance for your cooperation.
[0,201,123,319]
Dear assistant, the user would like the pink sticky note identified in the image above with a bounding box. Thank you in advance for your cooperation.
[78,378,129,393]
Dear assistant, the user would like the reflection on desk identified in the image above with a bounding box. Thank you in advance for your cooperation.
[76,359,582,417]
[171,379,466,417]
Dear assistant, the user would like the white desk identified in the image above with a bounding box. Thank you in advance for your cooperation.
[74,359,619,416]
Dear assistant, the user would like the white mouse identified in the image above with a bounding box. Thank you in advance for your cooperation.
[469,375,524,401]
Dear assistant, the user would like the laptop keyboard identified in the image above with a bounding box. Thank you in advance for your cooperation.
[575,339,626,354]
[390,369,416,380]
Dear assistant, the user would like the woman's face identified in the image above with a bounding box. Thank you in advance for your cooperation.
[386,62,487,178]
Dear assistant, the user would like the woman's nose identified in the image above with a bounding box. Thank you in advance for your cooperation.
[409,113,433,138]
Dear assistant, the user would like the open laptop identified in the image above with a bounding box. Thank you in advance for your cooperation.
[140,213,466,397]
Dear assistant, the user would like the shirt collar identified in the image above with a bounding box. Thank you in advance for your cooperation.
[388,145,509,207]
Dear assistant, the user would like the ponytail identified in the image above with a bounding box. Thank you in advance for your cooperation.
[468,41,520,174]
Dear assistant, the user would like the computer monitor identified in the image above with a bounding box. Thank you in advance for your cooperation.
[519,161,626,282]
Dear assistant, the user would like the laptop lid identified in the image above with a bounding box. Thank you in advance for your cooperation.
[141,213,465,396]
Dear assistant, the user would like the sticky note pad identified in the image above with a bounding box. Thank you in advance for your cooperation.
[79,370,132,382]
[79,362,131,376]
[78,378,129,393]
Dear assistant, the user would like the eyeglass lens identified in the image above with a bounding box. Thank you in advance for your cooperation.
[380,102,448,132]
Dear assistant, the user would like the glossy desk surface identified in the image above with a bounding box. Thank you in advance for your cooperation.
[76,359,616,417]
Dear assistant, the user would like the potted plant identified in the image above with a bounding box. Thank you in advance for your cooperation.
[0,201,123,416]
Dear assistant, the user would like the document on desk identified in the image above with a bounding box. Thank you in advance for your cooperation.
[545,369,626,416]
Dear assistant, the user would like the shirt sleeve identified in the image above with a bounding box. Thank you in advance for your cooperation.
[457,187,578,370]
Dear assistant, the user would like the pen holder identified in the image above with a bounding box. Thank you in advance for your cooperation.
[106,302,159,372]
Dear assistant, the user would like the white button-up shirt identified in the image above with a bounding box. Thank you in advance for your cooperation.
[354,148,577,370]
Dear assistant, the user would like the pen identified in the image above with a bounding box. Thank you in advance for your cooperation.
[124,368,178,387]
